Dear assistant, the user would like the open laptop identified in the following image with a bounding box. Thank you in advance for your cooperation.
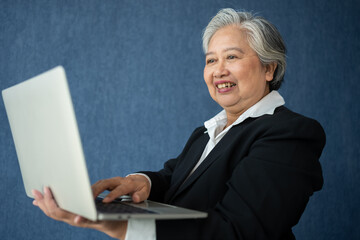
[2,66,207,221]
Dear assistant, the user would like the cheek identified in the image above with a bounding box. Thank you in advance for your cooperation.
[203,69,213,88]
[203,69,217,101]
[232,62,265,85]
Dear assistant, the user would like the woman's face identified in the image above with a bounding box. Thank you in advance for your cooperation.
[203,25,276,117]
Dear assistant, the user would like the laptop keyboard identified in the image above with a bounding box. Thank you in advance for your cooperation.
[95,198,156,214]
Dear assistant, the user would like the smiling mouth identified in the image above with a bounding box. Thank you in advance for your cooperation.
[216,82,237,89]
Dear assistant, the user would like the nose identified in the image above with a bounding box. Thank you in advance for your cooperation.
[213,61,229,78]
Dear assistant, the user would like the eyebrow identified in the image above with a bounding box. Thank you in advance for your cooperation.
[205,47,245,57]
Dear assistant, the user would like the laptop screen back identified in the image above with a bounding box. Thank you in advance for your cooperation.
[2,66,97,220]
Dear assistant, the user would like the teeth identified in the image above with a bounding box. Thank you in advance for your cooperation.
[217,82,236,89]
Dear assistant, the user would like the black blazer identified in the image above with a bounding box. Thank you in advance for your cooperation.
[141,106,326,240]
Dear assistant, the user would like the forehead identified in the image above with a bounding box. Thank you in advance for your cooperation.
[207,25,250,52]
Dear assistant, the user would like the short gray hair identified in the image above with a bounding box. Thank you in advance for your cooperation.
[202,8,286,90]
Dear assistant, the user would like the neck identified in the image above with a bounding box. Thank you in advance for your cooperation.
[224,87,271,129]
[224,111,243,129]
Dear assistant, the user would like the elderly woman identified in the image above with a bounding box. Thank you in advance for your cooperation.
[33,8,325,240]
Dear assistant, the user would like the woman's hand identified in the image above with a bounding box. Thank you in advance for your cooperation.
[32,175,151,239]
[32,187,129,240]
[32,187,127,239]
[92,174,151,203]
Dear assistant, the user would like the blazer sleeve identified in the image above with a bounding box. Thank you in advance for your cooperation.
[148,115,325,240]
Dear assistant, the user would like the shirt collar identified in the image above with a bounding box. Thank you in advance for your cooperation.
[204,90,285,141]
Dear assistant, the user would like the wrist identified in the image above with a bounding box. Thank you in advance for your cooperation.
[101,220,128,240]
[118,221,128,240]
[126,173,152,189]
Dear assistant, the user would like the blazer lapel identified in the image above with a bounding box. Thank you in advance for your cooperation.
[167,127,237,203]
[164,130,209,202]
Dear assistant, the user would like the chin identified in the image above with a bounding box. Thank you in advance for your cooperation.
[217,102,239,111]
[216,97,240,107]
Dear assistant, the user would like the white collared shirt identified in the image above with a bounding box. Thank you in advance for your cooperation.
[125,90,285,240]
[189,90,285,176]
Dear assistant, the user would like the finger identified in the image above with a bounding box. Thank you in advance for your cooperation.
[127,175,151,203]
[32,189,44,201]
[131,186,149,203]
[91,177,125,198]
[32,189,50,216]
[104,177,149,203]
[44,186,55,202]
[42,187,75,222]
[102,184,130,202]
[43,187,60,212]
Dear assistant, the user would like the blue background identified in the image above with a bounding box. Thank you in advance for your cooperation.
[1,0,359,239]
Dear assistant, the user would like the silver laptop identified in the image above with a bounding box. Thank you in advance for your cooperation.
[2,66,207,221]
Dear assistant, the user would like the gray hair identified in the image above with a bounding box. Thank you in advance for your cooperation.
[202,8,286,90]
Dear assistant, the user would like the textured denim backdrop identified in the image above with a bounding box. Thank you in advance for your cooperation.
[1,0,359,239]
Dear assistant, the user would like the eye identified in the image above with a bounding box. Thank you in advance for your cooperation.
[227,55,237,60]
[206,58,216,64]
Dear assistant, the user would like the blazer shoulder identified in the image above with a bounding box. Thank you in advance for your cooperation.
[269,106,326,145]
[275,106,325,128]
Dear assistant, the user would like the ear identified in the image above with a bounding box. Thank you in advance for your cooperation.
[265,62,278,82]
